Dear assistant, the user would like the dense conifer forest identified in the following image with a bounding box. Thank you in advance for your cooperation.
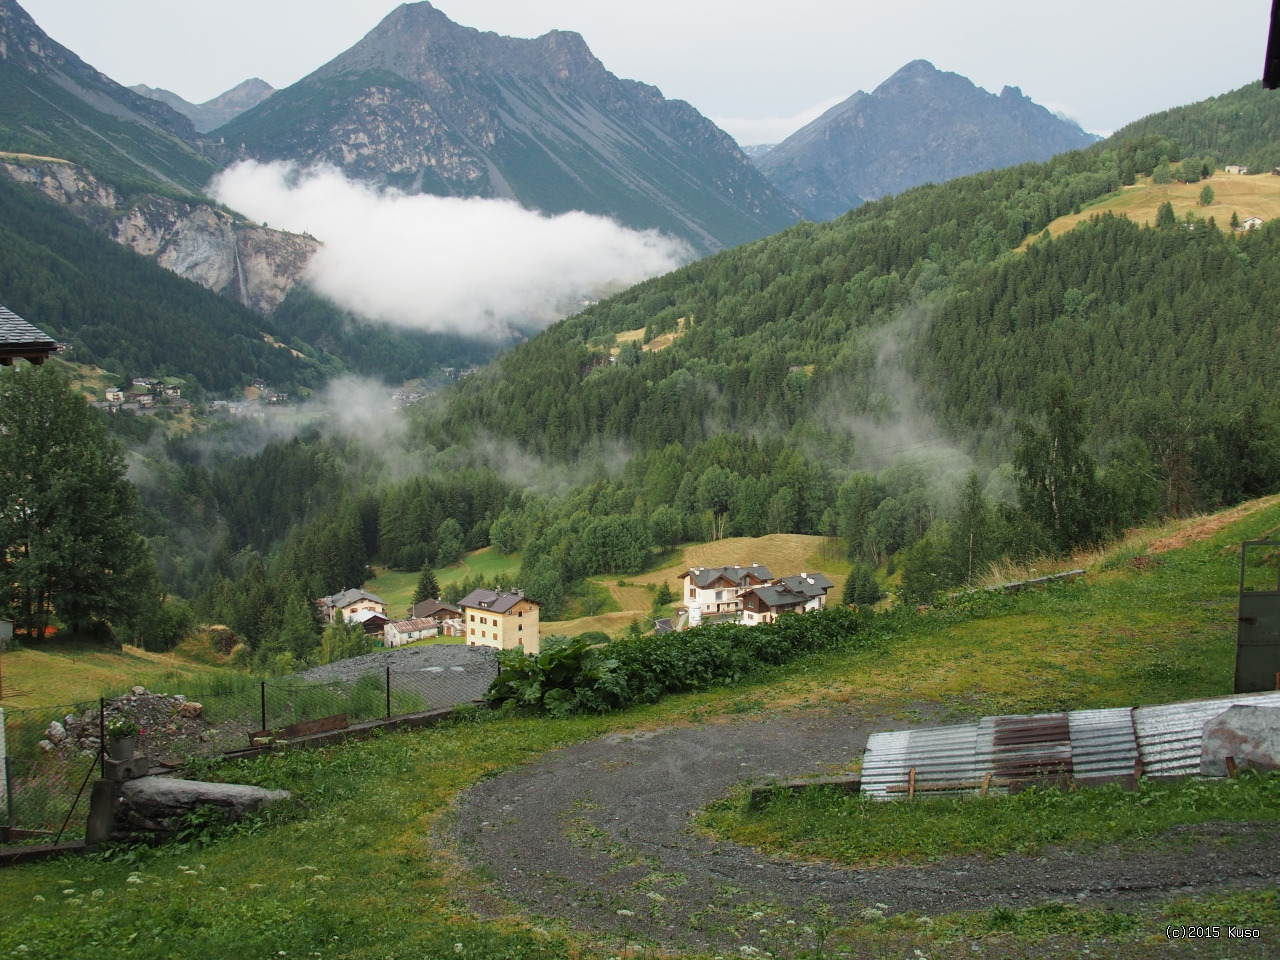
[8,81,1280,669]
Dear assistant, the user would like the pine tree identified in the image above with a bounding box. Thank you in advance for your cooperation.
[412,562,440,609]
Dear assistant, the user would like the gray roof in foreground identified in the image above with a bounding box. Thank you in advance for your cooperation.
[0,305,58,357]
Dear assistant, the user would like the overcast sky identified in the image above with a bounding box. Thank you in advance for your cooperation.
[18,0,1272,142]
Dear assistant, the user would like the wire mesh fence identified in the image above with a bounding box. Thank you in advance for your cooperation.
[1,701,101,844]
[0,645,501,843]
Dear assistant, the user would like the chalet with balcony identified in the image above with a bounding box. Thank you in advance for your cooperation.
[678,564,773,615]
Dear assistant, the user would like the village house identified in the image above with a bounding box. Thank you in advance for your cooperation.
[384,616,442,647]
[318,588,386,623]
[348,608,390,635]
[408,598,461,621]
[105,387,124,403]
[678,564,773,616]
[1224,164,1249,175]
[740,572,834,626]
[1241,216,1264,230]
[459,588,540,654]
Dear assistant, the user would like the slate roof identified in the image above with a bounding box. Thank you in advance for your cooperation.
[680,564,773,589]
[0,304,59,365]
[458,588,534,614]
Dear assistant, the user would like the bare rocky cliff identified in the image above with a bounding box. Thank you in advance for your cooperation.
[1,158,315,313]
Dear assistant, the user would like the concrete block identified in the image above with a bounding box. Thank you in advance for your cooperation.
[85,779,119,846]
[1200,705,1280,777]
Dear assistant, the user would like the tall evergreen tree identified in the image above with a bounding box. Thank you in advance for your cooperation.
[0,365,146,639]
[412,562,440,608]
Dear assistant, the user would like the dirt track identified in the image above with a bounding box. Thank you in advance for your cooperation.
[451,705,1280,956]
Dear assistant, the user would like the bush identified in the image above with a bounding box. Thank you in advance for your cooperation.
[488,605,878,715]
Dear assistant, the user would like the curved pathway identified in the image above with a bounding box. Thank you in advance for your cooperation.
[451,705,1280,953]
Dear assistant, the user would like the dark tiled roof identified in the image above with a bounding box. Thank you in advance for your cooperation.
[745,584,808,610]
[0,304,58,363]
[680,564,774,588]
[409,599,461,620]
[459,588,534,614]
[777,573,833,599]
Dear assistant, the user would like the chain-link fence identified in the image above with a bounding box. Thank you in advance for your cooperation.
[0,645,501,841]
[1,701,101,845]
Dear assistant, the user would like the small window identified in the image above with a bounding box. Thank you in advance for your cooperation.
[481,616,488,625]
[469,627,475,635]
[481,630,486,638]
[470,613,475,621]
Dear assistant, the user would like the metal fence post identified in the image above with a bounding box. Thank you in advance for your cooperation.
[386,666,391,719]
[99,697,106,778]
[261,682,267,733]
[4,756,12,833]
[0,707,7,830]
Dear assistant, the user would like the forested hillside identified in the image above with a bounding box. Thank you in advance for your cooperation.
[1104,82,1280,173]
[16,80,1280,671]
[0,176,339,391]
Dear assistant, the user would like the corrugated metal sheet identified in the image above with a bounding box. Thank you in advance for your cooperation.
[1134,691,1280,777]
[861,724,983,798]
[974,713,1073,784]
[1068,707,1138,784]
[860,692,1280,800]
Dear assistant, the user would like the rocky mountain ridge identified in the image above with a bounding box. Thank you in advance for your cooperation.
[131,78,275,133]
[0,0,218,194]
[216,1,799,253]
[2,157,315,313]
[757,60,1099,220]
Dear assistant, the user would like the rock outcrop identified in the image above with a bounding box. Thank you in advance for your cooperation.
[1,158,315,313]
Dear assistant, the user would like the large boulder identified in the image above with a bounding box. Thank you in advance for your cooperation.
[114,776,290,838]
[1200,705,1280,777]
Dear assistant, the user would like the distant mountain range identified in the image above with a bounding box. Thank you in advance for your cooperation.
[131,78,275,133]
[213,2,800,253]
[756,60,1099,220]
[0,0,216,196]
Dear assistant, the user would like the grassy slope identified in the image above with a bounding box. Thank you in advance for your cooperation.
[366,548,523,620]
[1031,169,1280,243]
[2,498,1278,958]
[0,641,240,712]
[541,533,851,638]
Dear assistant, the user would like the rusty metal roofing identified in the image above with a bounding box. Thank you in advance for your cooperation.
[1068,707,1139,784]
[1133,691,1280,777]
[861,692,1280,800]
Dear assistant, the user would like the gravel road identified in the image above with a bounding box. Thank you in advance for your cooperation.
[451,704,1280,956]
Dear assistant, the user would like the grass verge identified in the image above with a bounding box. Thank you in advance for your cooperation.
[696,771,1280,868]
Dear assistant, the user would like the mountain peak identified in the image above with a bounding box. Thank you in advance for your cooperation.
[757,61,1099,220]
[215,2,798,252]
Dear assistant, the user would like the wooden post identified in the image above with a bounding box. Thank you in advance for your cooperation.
[907,766,917,799]
[980,771,992,796]
[1226,756,1238,779]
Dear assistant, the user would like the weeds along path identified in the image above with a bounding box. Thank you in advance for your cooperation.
[450,705,1280,953]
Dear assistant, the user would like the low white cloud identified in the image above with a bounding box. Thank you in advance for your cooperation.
[209,161,691,338]
[712,95,847,146]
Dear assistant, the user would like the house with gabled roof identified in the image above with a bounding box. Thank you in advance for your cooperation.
[318,588,386,623]
[678,564,773,615]
[459,588,540,654]
[409,598,461,621]
[741,572,834,626]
